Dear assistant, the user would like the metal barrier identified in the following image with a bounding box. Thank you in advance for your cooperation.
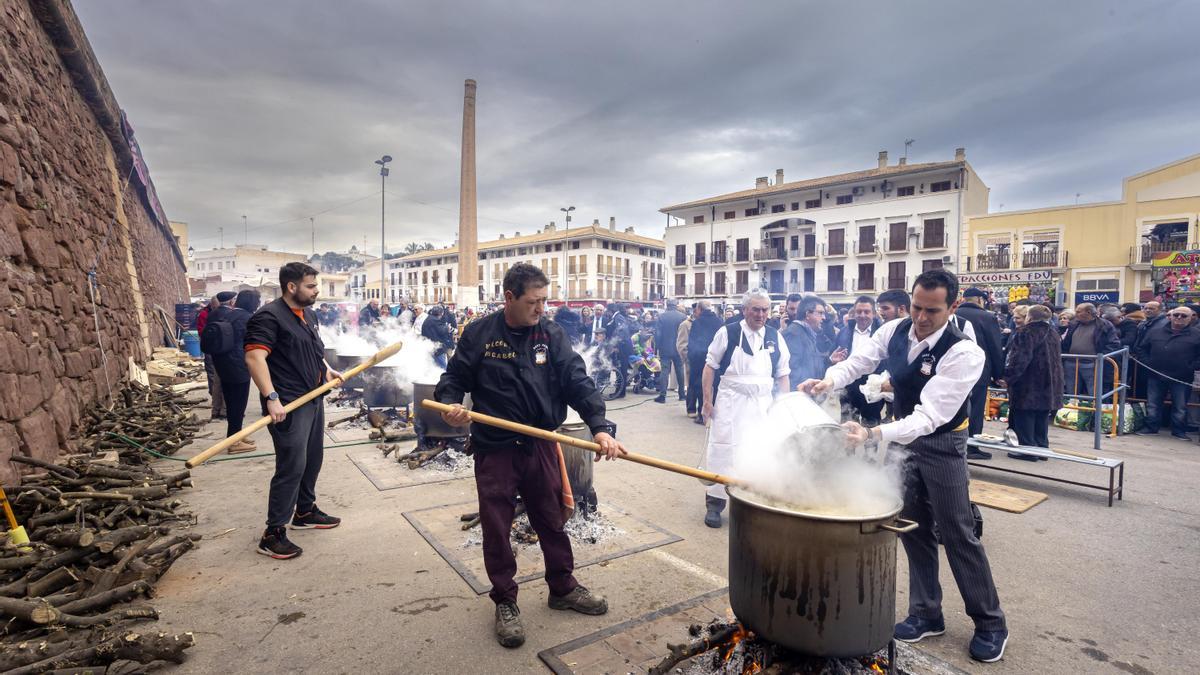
[987,347,1129,450]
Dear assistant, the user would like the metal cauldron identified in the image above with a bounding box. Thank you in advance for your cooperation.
[768,392,846,453]
[413,383,469,438]
[324,346,338,366]
[556,409,603,513]
[728,486,916,657]
[363,366,411,408]
[336,353,368,391]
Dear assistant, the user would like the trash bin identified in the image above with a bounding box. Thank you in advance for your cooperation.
[181,330,202,357]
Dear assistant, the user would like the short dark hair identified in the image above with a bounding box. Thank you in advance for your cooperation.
[785,293,803,303]
[799,296,824,317]
[503,263,549,300]
[877,289,910,310]
[912,269,959,305]
[853,295,876,308]
[1120,302,1141,314]
[279,262,319,293]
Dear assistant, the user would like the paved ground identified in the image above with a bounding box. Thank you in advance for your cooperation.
[152,387,1199,674]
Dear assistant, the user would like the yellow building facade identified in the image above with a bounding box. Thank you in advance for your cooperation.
[963,153,1200,306]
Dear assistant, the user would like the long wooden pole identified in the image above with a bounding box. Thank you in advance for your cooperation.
[185,340,404,468]
[420,399,744,487]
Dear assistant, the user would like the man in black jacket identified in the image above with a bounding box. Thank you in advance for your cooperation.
[654,299,687,404]
[956,288,1006,441]
[209,290,260,452]
[1135,306,1200,439]
[603,305,635,400]
[686,301,722,423]
[420,305,455,368]
[834,296,884,424]
[436,263,626,649]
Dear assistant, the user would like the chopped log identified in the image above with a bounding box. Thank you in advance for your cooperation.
[41,530,96,549]
[55,605,158,627]
[0,556,40,571]
[26,567,80,599]
[59,492,134,502]
[0,597,59,624]
[0,579,28,597]
[55,580,151,615]
[142,534,201,557]
[4,631,194,675]
[0,638,79,672]
[8,457,79,479]
[111,486,169,501]
[93,526,168,554]
[90,535,156,597]
[27,549,90,581]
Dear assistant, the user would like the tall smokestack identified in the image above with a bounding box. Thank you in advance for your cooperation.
[456,79,478,307]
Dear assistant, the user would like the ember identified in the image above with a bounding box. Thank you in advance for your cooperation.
[651,620,901,675]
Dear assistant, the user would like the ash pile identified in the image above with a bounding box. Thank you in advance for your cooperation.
[653,621,901,675]
[0,454,198,672]
[459,501,625,550]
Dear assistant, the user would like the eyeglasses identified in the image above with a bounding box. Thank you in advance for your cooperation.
[1169,312,1191,318]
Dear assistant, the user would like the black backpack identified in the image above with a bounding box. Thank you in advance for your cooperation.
[200,312,236,355]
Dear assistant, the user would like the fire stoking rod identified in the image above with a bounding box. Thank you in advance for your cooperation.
[420,399,745,487]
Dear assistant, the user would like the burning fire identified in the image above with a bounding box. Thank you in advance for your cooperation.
[716,625,764,674]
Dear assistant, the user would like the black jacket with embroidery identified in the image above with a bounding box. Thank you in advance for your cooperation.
[434,311,608,453]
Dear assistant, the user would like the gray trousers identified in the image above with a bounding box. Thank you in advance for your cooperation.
[265,399,325,527]
[203,354,224,416]
[899,429,1006,631]
[658,351,685,397]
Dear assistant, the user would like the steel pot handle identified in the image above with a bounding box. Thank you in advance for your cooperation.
[879,518,918,534]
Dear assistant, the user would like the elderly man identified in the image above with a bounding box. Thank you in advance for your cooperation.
[1004,305,1063,455]
[1136,305,1200,440]
[1062,303,1121,398]
[701,289,790,528]
[358,298,381,327]
[654,299,687,404]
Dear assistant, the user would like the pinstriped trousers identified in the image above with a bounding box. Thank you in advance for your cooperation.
[899,429,1007,631]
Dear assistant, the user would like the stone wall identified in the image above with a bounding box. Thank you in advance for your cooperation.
[0,0,188,481]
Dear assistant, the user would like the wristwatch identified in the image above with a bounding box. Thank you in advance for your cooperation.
[267,391,280,402]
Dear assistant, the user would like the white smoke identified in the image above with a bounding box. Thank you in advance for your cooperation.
[732,392,907,517]
[320,319,445,396]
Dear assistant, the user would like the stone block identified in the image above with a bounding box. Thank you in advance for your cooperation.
[19,374,46,416]
[63,351,87,377]
[20,226,60,269]
[0,423,19,485]
[16,408,58,463]
[0,141,17,187]
[0,203,21,258]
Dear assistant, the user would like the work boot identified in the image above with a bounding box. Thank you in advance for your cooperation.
[494,601,525,648]
[227,440,256,455]
[257,526,302,560]
[704,496,725,528]
[653,394,666,404]
[548,585,609,615]
[693,414,705,426]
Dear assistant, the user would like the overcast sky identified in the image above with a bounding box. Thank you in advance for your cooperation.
[75,0,1199,255]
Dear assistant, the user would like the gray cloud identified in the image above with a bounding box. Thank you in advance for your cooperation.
[75,0,1200,254]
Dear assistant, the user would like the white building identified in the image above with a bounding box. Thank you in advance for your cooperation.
[187,244,309,279]
[391,219,666,306]
[659,148,989,304]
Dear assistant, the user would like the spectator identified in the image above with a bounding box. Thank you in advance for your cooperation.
[553,304,583,345]
[421,305,455,368]
[1061,303,1121,398]
[676,304,694,400]
[956,288,1007,439]
[781,295,830,391]
[686,301,722,424]
[654,299,687,404]
[833,296,884,424]
[197,296,225,420]
[1057,309,1074,336]
[723,306,736,322]
[876,289,910,322]
[358,299,382,327]
[1135,306,1200,440]
[603,304,635,400]
[580,306,594,346]
[1003,305,1063,457]
[412,304,428,333]
[398,302,414,326]
[587,304,606,346]
[1132,301,1164,398]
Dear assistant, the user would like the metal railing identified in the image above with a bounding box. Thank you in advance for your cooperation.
[1130,241,1198,265]
[920,233,947,249]
[824,242,847,256]
[689,253,707,265]
[753,246,787,261]
[974,252,1011,270]
[1022,250,1066,268]
[710,250,728,264]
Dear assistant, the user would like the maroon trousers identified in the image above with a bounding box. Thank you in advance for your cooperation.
[475,438,578,605]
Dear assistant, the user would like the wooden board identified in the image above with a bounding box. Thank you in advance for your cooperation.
[969,479,1048,513]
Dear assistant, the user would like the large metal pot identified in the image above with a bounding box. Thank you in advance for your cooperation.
[728,486,916,658]
[768,392,846,453]
[363,366,410,408]
[336,353,368,391]
[413,383,469,438]
[556,409,599,513]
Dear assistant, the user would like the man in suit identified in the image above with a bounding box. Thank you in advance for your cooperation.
[654,300,687,404]
[955,288,1006,439]
[834,296,884,424]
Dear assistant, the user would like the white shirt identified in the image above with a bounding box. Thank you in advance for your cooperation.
[413,313,428,332]
[827,318,983,446]
[851,323,873,355]
[705,320,791,380]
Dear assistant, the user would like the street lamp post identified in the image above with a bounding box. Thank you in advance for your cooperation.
[559,206,574,301]
[375,155,392,302]
[242,214,247,246]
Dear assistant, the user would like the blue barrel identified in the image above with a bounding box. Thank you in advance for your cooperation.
[181,330,202,357]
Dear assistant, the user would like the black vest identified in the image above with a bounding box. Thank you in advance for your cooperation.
[886,318,970,435]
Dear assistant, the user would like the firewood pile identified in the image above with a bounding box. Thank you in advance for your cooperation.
[78,382,205,464]
[0,454,198,672]
[145,348,205,387]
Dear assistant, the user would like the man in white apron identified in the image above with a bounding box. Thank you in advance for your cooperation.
[700,289,790,527]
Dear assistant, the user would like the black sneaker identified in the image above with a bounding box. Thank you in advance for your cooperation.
[257,527,302,559]
[966,449,993,460]
[653,395,666,404]
[548,585,608,615]
[894,615,945,643]
[969,628,1009,662]
[495,601,525,648]
[292,506,341,529]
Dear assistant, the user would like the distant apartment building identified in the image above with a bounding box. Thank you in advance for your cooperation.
[659,148,989,303]
[391,219,666,306]
[187,244,308,279]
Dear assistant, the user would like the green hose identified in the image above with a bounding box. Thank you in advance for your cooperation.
[104,432,379,462]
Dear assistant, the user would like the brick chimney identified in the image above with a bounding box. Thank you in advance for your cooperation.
[609,217,616,231]
[878,151,888,169]
[755,176,769,189]
[775,168,784,185]
[955,147,966,161]
[592,219,600,227]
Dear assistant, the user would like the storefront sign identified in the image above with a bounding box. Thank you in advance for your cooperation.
[1151,250,1200,268]
[1075,291,1119,305]
[957,270,1053,285]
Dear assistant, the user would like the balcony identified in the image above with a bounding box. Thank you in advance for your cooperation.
[689,253,707,266]
[710,250,728,264]
[673,256,687,267]
[823,243,847,257]
[885,238,909,253]
[1131,241,1199,266]
[753,246,787,262]
[884,275,909,291]
[734,251,752,264]
[857,239,876,255]
[920,233,947,250]
[973,252,1012,271]
[1021,250,1067,268]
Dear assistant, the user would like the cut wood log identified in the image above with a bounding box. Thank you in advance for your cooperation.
[26,567,80,599]
[41,531,95,549]
[55,580,151,615]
